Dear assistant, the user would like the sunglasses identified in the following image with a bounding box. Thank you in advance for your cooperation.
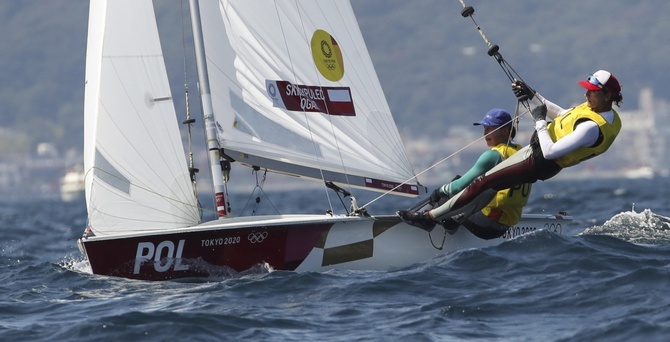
[587,75,604,89]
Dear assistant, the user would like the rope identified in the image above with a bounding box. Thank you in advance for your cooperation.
[241,168,280,216]
[360,110,529,211]
[429,228,448,250]
[456,1,532,113]
[360,1,540,211]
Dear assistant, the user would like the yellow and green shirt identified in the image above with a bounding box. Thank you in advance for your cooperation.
[480,143,531,226]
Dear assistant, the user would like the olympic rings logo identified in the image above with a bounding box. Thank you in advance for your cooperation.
[248,231,268,244]
[543,223,563,234]
[267,82,277,97]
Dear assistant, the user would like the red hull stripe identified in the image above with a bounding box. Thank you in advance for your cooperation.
[83,223,334,281]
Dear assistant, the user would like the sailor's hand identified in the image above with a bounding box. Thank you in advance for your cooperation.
[512,79,535,101]
[429,188,443,205]
[531,103,547,121]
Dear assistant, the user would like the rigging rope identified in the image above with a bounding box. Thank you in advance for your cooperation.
[242,168,280,216]
[359,115,527,211]
[179,0,202,217]
[360,0,536,211]
[456,0,532,112]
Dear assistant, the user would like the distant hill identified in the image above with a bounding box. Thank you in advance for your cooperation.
[354,0,670,135]
[1,0,667,155]
[0,1,87,154]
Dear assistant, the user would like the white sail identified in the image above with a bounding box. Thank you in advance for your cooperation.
[199,0,422,196]
[83,0,200,235]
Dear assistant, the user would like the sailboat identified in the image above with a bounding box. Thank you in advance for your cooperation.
[78,0,570,280]
[60,166,85,202]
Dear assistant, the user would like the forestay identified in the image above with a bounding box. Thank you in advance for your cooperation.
[83,0,200,236]
[199,0,421,196]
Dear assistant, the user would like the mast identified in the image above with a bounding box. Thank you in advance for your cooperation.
[188,0,228,218]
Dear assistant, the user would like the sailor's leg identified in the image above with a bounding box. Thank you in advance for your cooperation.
[431,188,498,224]
[430,145,537,222]
[483,145,533,177]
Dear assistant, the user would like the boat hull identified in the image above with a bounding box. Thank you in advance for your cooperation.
[79,213,569,280]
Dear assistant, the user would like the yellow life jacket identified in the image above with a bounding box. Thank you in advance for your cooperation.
[547,102,622,167]
[481,143,531,226]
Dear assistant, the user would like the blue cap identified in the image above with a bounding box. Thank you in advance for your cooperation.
[473,108,512,127]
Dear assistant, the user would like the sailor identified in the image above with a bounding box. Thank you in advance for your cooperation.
[399,69,623,230]
[403,109,531,238]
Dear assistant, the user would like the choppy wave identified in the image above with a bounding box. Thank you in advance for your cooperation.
[4,178,670,341]
[580,208,670,245]
[31,228,669,341]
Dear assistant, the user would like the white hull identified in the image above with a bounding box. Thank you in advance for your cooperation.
[79,213,569,280]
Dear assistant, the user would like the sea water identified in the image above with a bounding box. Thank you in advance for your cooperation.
[1,177,670,341]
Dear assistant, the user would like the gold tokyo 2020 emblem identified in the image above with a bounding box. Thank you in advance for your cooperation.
[311,29,344,82]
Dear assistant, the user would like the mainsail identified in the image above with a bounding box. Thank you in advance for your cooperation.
[199,0,421,196]
[83,0,200,235]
